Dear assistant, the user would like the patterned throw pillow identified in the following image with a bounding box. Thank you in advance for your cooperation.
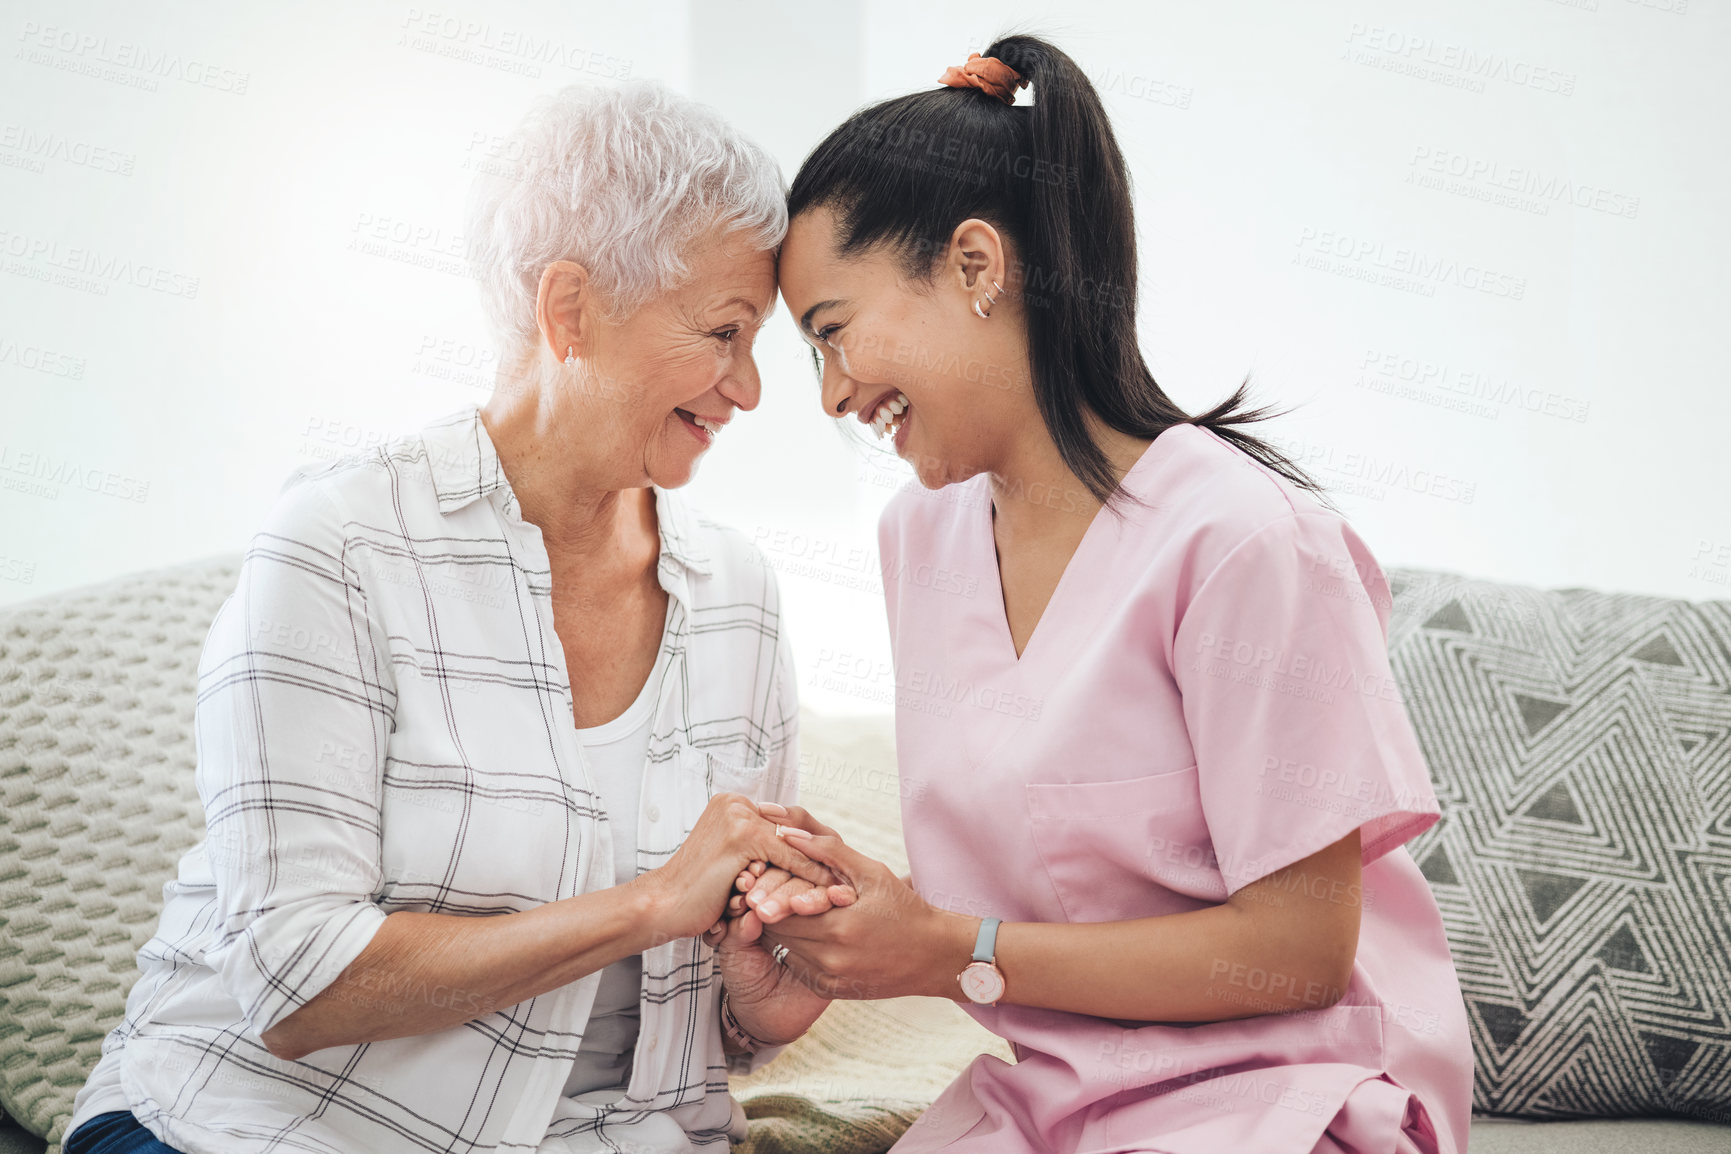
[1385,568,1731,1123]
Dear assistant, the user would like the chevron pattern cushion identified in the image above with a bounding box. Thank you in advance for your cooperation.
[1384,569,1731,1122]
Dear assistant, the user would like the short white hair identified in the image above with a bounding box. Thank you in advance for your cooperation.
[466,80,787,355]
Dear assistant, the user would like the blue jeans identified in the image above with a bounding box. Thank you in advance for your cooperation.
[62,1111,186,1154]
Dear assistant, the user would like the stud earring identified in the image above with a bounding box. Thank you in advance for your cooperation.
[565,346,575,365]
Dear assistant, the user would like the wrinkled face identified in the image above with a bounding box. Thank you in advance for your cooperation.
[777,206,1030,490]
[576,228,777,489]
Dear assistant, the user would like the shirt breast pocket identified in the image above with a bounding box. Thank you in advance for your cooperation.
[669,741,771,827]
[1025,766,1226,923]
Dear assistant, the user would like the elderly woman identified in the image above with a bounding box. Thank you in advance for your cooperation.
[64,82,843,1154]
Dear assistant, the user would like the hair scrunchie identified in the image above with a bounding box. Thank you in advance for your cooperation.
[937,52,1027,106]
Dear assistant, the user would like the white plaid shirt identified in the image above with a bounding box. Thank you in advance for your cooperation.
[70,406,800,1153]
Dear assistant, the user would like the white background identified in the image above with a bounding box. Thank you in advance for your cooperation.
[1,0,1725,715]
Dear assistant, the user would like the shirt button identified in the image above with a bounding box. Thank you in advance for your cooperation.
[646,804,661,823]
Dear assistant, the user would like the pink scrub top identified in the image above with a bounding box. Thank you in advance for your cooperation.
[877,424,1473,1154]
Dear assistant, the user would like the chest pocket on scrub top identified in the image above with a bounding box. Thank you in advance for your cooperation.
[1025,765,1224,923]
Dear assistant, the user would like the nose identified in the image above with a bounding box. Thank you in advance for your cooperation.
[818,353,858,419]
[717,347,763,413]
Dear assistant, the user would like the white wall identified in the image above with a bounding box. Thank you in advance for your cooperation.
[2,0,1726,717]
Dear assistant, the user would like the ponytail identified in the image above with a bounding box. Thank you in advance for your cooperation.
[789,33,1327,507]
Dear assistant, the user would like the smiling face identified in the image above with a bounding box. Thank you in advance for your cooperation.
[558,227,778,490]
[777,206,1038,490]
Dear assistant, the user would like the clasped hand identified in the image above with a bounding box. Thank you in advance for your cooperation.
[711,803,959,1012]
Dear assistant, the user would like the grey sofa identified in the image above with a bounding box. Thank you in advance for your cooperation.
[2,556,1728,1153]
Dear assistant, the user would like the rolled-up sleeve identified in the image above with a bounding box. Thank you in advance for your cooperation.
[197,475,396,1037]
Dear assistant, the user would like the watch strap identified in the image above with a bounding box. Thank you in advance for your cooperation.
[971,916,1001,964]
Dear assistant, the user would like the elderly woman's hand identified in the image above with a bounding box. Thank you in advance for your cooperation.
[727,865,849,923]
[701,890,835,1049]
[638,793,841,944]
[687,804,856,1049]
[728,801,858,923]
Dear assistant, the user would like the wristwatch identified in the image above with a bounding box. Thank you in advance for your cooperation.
[956,916,1006,1005]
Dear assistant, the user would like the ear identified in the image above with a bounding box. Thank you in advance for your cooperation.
[943,218,1009,299]
[534,260,594,363]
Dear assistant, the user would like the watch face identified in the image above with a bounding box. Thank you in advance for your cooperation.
[959,961,1005,1004]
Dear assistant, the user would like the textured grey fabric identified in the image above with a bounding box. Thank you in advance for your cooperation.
[1469,1116,1731,1152]
[0,556,238,1148]
[1386,569,1731,1121]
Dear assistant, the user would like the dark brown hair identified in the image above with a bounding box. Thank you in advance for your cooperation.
[788,33,1327,507]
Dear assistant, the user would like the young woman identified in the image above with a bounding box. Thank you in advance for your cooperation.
[737,34,1473,1154]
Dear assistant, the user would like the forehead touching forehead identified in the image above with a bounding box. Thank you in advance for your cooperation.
[780,208,839,289]
[674,227,778,320]
[781,206,913,327]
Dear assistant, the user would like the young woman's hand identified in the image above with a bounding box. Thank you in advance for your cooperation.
[751,808,975,1002]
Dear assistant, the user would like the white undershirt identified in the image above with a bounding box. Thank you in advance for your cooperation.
[562,604,672,1101]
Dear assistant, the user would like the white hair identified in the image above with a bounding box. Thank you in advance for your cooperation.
[465,80,787,356]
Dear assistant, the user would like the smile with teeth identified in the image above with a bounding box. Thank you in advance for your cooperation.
[676,408,726,436]
[870,392,910,440]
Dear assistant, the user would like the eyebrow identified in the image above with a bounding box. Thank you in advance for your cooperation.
[713,296,770,324]
[799,299,846,337]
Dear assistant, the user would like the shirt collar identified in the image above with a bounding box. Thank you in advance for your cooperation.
[423,405,713,577]
[423,406,510,516]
